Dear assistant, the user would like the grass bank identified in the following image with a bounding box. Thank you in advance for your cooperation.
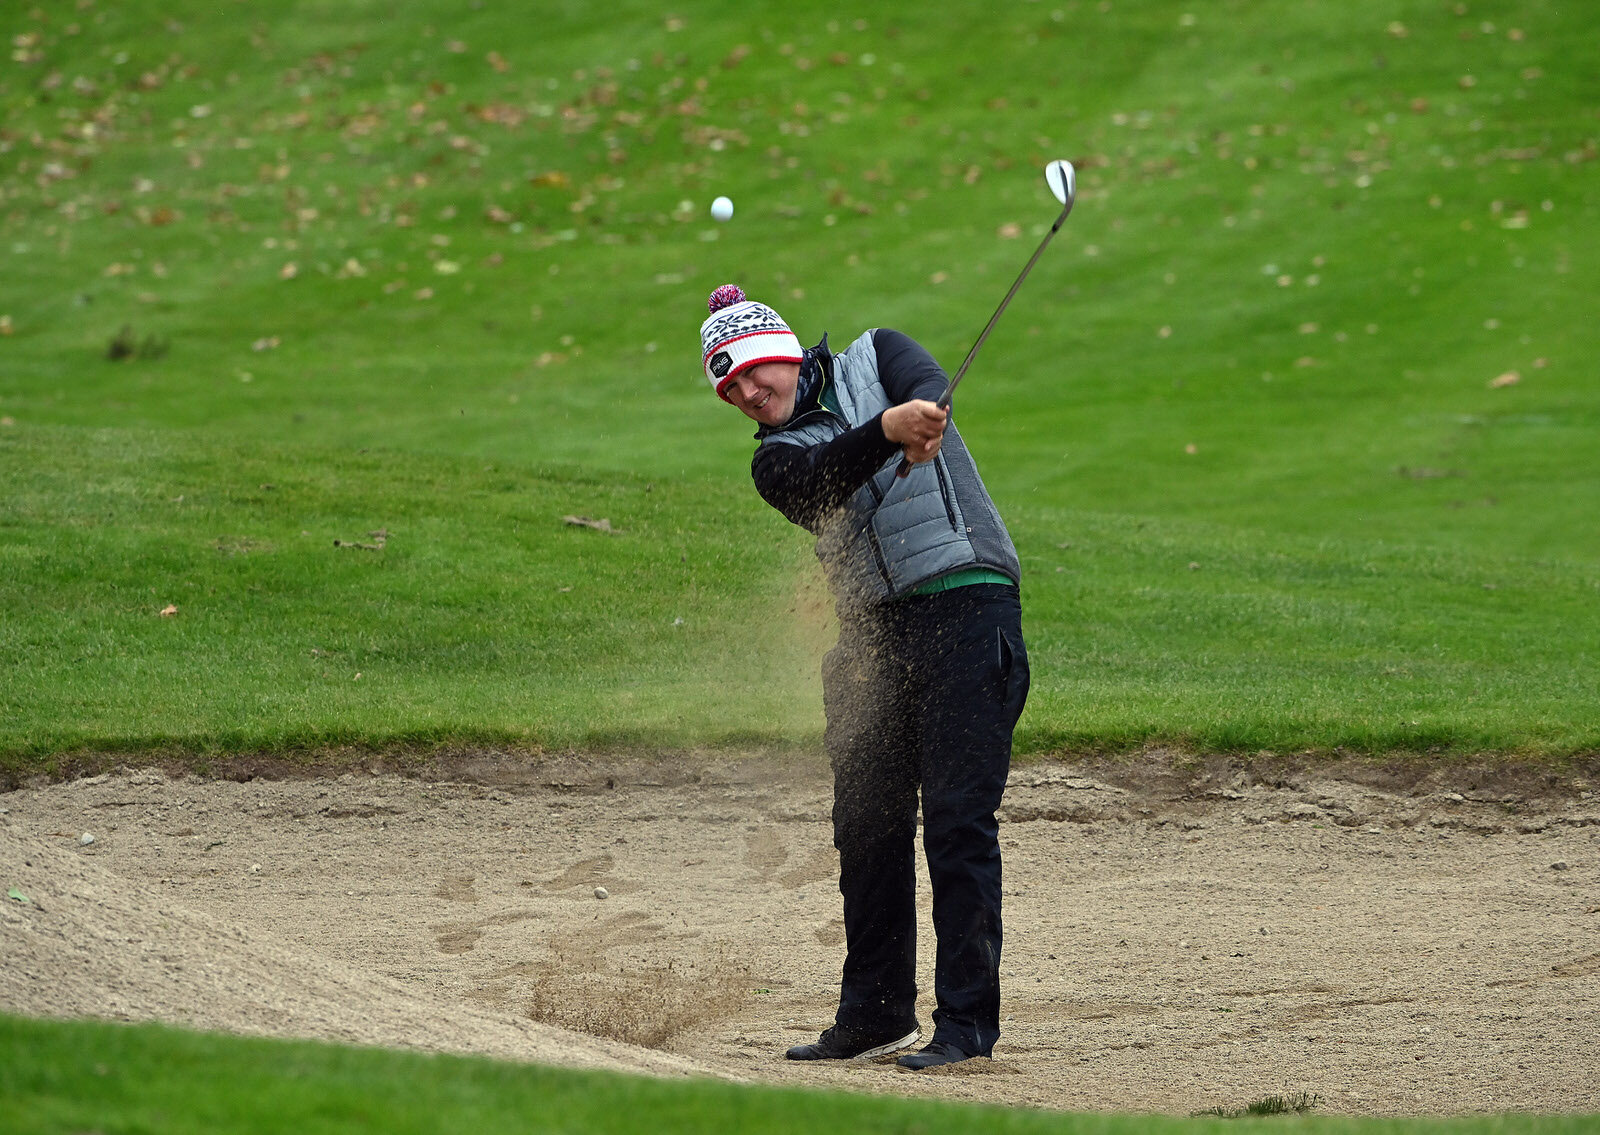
[2,0,1597,766]
[4,424,1596,775]
[3,1015,1595,1135]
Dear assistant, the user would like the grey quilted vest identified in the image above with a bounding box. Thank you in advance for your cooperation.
[759,330,1021,607]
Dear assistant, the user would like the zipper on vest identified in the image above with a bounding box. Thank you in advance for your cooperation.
[860,476,893,587]
[933,459,960,532]
[865,526,892,587]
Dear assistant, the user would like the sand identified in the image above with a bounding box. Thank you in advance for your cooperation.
[2,752,1597,1116]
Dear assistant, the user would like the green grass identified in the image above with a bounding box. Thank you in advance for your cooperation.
[0,424,827,765]
[2,0,1598,766]
[2,1014,1595,1135]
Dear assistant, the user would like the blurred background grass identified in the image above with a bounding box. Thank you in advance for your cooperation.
[2,0,1597,767]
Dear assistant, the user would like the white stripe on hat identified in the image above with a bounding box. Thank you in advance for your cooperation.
[700,299,802,399]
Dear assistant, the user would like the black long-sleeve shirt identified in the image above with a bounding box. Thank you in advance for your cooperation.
[751,329,950,533]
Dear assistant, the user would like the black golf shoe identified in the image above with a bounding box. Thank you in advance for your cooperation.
[784,1024,920,1061]
[896,1040,976,1070]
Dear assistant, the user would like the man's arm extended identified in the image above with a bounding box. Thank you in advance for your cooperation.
[751,330,951,531]
[751,417,898,532]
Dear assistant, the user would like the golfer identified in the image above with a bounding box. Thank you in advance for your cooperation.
[698,285,1029,1070]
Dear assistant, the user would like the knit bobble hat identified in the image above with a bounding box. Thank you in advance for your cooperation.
[699,284,804,401]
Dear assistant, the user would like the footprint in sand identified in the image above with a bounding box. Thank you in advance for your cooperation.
[431,911,538,956]
[432,874,478,902]
[813,918,845,947]
[777,844,836,889]
[743,829,788,882]
[433,924,484,954]
[541,853,618,893]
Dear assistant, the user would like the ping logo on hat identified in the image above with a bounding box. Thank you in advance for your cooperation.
[699,284,803,401]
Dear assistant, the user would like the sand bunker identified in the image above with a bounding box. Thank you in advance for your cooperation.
[2,755,1597,1115]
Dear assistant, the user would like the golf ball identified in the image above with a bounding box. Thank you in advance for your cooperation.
[710,195,734,222]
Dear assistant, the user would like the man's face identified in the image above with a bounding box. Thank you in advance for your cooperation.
[724,361,800,427]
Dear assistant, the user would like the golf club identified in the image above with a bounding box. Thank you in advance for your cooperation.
[895,158,1076,478]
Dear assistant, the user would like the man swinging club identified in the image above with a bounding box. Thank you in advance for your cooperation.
[697,283,1029,1070]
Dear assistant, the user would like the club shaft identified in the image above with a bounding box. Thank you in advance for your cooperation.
[895,198,1073,476]
[938,201,1072,407]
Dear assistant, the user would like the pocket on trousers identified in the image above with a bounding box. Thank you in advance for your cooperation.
[995,625,1030,724]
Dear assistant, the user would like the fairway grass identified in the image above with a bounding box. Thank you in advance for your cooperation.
[2,423,1595,772]
[2,1014,1596,1135]
[2,0,1598,767]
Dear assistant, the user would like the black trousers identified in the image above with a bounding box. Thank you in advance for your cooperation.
[823,582,1029,1056]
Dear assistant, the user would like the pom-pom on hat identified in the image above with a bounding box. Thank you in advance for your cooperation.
[699,284,803,401]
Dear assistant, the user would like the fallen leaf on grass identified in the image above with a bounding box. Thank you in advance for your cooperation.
[1489,371,1520,388]
[563,515,620,534]
[159,604,178,617]
[333,528,389,551]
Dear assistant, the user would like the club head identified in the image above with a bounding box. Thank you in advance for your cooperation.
[1045,159,1076,208]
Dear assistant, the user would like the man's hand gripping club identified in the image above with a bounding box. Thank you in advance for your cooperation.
[883,399,947,469]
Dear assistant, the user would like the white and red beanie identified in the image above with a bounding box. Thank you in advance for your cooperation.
[699,284,803,401]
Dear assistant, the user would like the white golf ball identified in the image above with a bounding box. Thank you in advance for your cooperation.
[710,195,734,222]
